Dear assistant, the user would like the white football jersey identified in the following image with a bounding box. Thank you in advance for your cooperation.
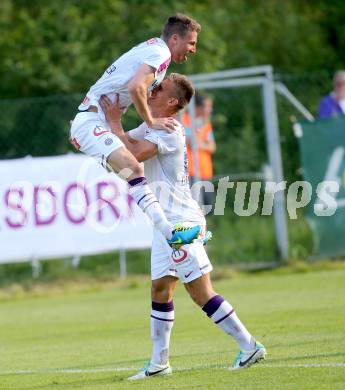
[128,122,206,225]
[78,38,171,122]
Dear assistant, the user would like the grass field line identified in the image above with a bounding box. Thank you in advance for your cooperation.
[1,362,345,376]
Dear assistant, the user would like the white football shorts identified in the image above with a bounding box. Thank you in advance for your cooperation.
[151,226,213,284]
[70,112,124,169]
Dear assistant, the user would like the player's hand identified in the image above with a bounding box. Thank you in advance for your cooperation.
[149,117,179,132]
[99,94,124,125]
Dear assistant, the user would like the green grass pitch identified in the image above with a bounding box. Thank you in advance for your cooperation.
[1,269,345,389]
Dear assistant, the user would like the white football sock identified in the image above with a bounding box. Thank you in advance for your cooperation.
[202,295,255,351]
[128,177,173,239]
[151,301,174,365]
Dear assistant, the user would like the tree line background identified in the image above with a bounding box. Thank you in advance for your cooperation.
[1,0,344,181]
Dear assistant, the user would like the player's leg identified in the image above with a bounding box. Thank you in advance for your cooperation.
[184,272,266,369]
[107,146,172,238]
[128,276,177,380]
[170,238,266,370]
[150,276,178,367]
[128,234,178,380]
[185,272,256,350]
[107,147,201,246]
[107,146,174,237]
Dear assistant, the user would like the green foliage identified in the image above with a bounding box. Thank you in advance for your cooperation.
[0,0,340,170]
[0,0,342,98]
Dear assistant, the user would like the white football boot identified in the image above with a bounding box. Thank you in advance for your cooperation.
[128,361,172,380]
[230,341,267,370]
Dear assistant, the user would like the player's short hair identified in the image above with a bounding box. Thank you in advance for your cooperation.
[168,73,195,111]
[162,13,201,40]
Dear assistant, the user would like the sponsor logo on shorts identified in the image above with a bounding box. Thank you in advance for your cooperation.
[93,125,109,137]
[184,270,193,278]
[105,138,113,146]
[171,248,188,263]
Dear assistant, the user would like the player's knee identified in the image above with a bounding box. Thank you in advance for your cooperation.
[187,288,202,306]
[151,282,167,297]
[151,281,172,301]
[106,148,144,178]
[122,157,143,179]
[130,161,144,178]
[186,285,216,307]
[185,283,199,304]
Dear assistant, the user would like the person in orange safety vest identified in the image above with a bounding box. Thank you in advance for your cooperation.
[182,93,216,212]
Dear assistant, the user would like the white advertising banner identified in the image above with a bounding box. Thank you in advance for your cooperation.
[0,154,153,264]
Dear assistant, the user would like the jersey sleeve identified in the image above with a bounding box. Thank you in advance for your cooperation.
[144,129,179,155]
[128,123,147,141]
[142,45,168,71]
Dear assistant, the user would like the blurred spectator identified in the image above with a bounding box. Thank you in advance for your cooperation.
[317,70,345,119]
[182,93,216,211]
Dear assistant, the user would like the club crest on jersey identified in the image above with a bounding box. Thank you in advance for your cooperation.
[171,248,188,263]
[147,38,158,45]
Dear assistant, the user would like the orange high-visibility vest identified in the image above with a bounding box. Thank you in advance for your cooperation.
[182,112,214,180]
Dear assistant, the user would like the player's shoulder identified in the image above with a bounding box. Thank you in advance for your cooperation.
[140,37,170,54]
[174,121,187,137]
[151,121,184,136]
[145,123,183,145]
[175,120,185,134]
[146,37,168,48]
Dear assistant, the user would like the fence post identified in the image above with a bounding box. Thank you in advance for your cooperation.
[31,258,41,279]
[119,248,127,279]
[262,69,289,260]
[71,255,81,268]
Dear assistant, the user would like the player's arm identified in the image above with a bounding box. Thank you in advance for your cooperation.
[128,64,177,132]
[120,131,158,163]
[99,95,158,162]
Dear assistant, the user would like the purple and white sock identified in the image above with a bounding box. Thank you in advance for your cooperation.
[202,295,255,351]
[151,301,175,365]
[128,177,173,239]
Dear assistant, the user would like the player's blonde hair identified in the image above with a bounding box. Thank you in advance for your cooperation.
[162,14,201,40]
[168,73,195,111]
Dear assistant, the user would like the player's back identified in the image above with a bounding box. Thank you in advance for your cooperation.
[129,122,205,225]
[78,38,171,120]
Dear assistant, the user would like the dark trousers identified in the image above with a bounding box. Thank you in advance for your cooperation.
[189,176,215,215]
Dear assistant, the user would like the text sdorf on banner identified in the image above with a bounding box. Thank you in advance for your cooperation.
[0,154,153,264]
